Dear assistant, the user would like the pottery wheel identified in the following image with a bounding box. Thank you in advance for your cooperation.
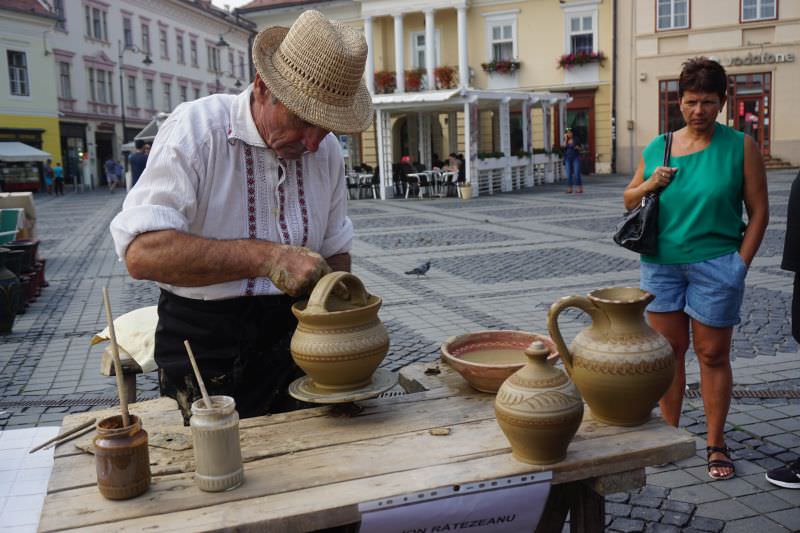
[288,368,397,404]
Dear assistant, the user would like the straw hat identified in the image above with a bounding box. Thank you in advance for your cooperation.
[252,10,373,134]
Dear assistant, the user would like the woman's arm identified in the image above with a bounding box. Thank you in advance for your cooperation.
[622,158,675,210]
[739,135,769,266]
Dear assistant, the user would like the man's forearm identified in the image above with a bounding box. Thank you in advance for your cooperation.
[126,230,273,286]
[326,252,351,272]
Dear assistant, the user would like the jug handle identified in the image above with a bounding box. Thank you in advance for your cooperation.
[547,295,605,376]
[305,272,370,314]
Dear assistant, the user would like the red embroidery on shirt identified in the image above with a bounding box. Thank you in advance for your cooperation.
[244,145,256,296]
[297,158,309,247]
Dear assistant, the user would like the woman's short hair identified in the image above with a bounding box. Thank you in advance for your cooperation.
[679,57,728,100]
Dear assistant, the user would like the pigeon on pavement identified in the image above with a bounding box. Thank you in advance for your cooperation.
[405,261,431,278]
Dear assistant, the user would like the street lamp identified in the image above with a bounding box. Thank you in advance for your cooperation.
[117,40,153,145]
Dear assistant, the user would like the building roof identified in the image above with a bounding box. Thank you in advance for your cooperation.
[0,0,59,20]
[236,0,333,13]
[178,0,257,31]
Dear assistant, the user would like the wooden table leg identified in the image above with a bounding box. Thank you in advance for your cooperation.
[534,481,605,533]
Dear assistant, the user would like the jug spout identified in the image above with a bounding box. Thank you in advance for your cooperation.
[546,294,608,376]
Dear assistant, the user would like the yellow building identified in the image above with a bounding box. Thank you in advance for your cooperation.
[616,0,800,173]
[240,0,614,177]
[0,0,61,189]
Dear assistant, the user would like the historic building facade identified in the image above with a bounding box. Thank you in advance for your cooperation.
[616,0,800,173]
[45,0,254,188]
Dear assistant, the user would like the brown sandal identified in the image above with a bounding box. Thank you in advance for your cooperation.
[707,445,735,480]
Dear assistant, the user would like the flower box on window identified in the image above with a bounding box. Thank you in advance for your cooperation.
[405,68,425,92]
[557,51,606,69]
[374,71,396,94]
[434,66,458,89]
[480,60,521,75]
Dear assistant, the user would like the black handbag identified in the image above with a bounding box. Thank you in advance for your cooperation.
[613,132,673,255]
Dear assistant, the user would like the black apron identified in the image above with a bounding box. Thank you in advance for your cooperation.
[154,289,308,422]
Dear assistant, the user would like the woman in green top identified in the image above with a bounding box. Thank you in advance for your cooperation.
[623,58,769,480]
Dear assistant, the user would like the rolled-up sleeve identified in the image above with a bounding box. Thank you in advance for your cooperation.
[318,140,353,259]
[109,115,203,261]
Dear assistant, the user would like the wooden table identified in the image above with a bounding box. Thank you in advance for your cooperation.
[39,362,695,532]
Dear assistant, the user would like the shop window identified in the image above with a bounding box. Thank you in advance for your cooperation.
[141,22,150,54]
[410,31,441,69]
[658,79,683,133]
[53,0,66,30]
[59,61,71,99]
[742,0,776,21]
[176,34,185,64]
[159,28,169,59]
[657,0,689,31]
[123,17,133,48]
[84,5,107,41]
[488,22,515,61]
[190,39,198,67]
[193,86,201,100]
[207,45,220,72]
[8,51,29,96]
[180,85,188,102]
[145,78,154,110]
[162,82,172,111]
[568,15,594,54]
[127,75,137,107]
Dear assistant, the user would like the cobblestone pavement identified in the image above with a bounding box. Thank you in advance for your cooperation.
[1,170,798,531]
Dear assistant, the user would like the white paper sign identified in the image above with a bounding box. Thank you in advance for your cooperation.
[358,472,552,533]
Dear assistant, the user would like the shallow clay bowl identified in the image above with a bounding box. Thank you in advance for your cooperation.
[441,330,558,393]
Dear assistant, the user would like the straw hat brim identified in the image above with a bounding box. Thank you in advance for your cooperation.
[253,26,374,134]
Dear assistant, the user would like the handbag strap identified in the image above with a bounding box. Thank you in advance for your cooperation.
[648,131,673,201]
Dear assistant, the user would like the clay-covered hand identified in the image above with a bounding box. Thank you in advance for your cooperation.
[264,245,331,297]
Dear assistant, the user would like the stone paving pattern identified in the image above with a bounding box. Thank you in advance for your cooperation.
[0,170,798,531]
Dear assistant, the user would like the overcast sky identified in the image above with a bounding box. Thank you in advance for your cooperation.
[211,0,252,10]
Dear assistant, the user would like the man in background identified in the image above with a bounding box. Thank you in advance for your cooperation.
[128,140,148,187]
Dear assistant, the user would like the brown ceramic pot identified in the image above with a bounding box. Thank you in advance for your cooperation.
[94,415,151,500]
[291,272,389,391]
[547,287,674,426]
[441,330,558,393]
[495,341,583,465]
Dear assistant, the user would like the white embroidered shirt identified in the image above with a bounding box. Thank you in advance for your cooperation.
[110,86,353,300]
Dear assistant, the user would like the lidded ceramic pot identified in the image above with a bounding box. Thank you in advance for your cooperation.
[291,272,389,391]
[547,287,674,426]
[190,395,244,492]
[494,341,583,465]
[94,414,151,500]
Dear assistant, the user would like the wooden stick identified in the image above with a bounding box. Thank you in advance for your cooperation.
[102,287,130,427]
[44,424,96,452]
[29,418,96,454]
[184,340,212,409]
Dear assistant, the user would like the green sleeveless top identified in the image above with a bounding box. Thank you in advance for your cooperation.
[641,123,746,264]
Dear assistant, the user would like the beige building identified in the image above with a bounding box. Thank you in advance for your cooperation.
[240,0,614,181]
[616,0,800,174]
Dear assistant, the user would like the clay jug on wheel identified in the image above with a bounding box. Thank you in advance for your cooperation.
[547,287,674,426]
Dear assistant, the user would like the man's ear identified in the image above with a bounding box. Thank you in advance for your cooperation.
[253,73,268,101]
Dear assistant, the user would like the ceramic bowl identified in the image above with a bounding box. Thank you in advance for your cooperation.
[441,330,558,393]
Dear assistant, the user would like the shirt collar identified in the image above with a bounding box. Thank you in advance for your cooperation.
[228,84,266,148]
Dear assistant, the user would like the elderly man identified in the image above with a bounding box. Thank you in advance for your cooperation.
[110,10,372,420]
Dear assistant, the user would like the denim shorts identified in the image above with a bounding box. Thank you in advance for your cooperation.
[640,251,748,328]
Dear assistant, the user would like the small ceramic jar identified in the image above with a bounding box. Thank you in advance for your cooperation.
[190,395,244,492]
[495,341,584,465]
[94,414,151,500]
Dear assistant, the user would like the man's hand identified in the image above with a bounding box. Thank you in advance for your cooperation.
[262,245,331,297]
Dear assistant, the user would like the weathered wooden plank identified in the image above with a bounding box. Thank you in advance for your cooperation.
[39,418,694,532]
[588,468,646,495]
[47,387,666,494]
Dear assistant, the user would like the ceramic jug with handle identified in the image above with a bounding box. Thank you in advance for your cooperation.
[547,287,674,426]
[291,272,389,391]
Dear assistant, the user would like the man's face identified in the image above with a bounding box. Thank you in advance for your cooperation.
[251,76,330,160]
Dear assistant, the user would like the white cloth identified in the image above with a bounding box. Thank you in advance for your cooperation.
[91,306,158,373]
[110,86,353,300]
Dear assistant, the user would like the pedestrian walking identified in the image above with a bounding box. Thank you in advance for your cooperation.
[563,129,582,194]
[128,140,148,187]
[53,162,64,196]
[104,156,119,193]
[622,57,769,480]
[43,159,54,194]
